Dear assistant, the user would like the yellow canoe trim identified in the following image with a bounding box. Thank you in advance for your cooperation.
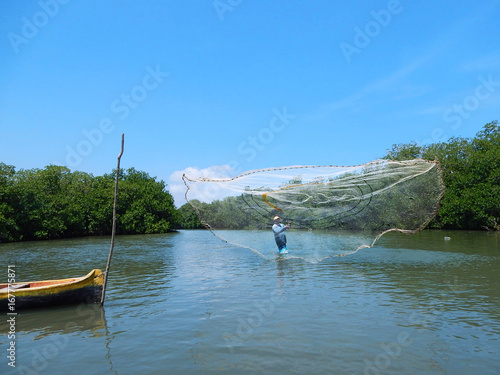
[0,269,103,299]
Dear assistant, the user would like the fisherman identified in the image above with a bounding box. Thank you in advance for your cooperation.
[272,216,290,254]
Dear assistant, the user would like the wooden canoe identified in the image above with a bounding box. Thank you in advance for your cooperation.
[0,269,103,311]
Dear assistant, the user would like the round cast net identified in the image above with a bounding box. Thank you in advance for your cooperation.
[183,159,445,263]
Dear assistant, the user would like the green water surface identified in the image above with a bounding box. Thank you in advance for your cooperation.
[1,230,499,375]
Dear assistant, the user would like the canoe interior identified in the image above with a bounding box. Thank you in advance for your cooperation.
[0,269,103,311]
[0,278,80,290]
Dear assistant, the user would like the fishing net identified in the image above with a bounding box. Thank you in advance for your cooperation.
[183,159,445,262]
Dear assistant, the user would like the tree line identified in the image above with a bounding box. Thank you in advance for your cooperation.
[0,166,179,242]
[178,121,500,231]
[1,121,498,242]
[384,121,499,230]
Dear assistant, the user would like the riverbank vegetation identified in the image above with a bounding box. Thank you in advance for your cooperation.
[0,166,178,242]
[384,121,499,230]
[178,121,500,231]
[1,121,498,242]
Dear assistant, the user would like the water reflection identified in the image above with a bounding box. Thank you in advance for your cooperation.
[0,302,119,375]
[4,303,108,340]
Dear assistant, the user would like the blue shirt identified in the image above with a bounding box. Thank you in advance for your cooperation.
[272,223,288,242]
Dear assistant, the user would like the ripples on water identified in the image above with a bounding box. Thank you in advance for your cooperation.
[0,230,499,375]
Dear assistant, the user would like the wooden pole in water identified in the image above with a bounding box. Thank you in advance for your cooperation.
[100,133,124,307]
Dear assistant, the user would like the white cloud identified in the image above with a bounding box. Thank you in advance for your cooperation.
[168,164,236,207]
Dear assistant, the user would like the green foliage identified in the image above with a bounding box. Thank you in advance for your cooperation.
[0,165,179,242]
[179,121,499,232]
[385,141,423,160]
[0,163,17,241]
[384,121,500,230]
[115,168,179,234]
[176,201,204,229]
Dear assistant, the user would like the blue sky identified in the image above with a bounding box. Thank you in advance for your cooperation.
[1,0,499,206]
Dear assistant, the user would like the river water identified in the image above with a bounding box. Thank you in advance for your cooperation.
[1,229,499,375]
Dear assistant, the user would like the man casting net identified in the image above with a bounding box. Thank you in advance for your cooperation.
[182,159,445,263]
